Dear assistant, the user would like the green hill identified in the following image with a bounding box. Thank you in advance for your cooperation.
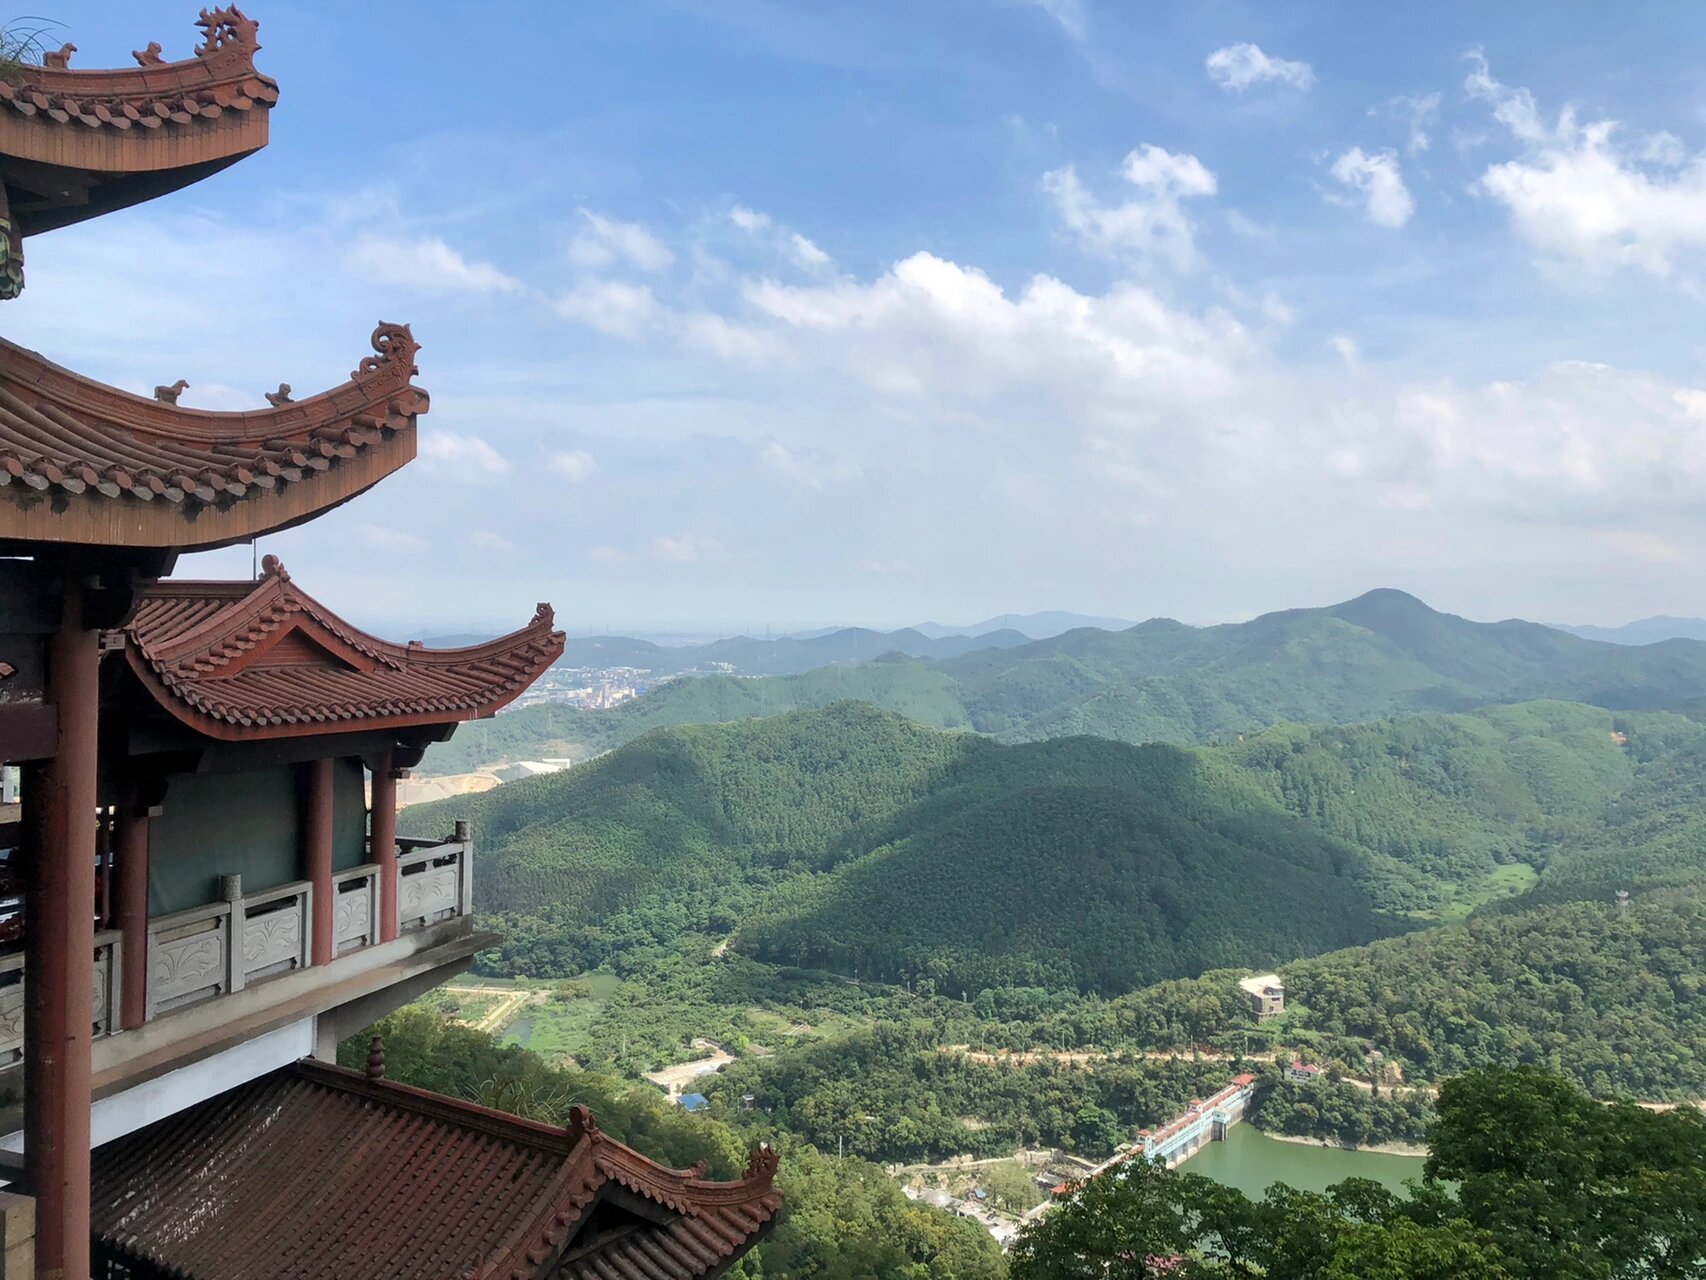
[406,699,1706,997]
[407,703,1391,991]
[733,734,1391,993]
[420,589,1706,774]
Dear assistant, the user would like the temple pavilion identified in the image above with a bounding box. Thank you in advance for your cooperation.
[0,11,779,1278]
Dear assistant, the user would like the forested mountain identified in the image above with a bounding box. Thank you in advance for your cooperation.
[421,588,1706,775]
[409,698,1706,998]
[409,704,1391,992]
[733,733,1391,992]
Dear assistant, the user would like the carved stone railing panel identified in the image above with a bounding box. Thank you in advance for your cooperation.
[332,866,377,955]
[150,916,228,1011]
[396,837,471,934]
[399,866,457,924]
[0,953,21,1065]
[92,930,120,1038]
[243,906,304,977]
[0,932,120,1062]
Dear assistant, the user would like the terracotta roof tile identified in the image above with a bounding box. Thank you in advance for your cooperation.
[90,1061,779,1280]
[0,7,276,148]
[120,557,564,740]
[0,322,427,550]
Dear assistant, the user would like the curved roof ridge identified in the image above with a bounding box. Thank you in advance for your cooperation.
[119,562,565,740]
[0,322,428,551]
[0,7,276,138]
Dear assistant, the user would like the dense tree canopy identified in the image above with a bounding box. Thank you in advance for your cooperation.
[1010,1066,1706,1280]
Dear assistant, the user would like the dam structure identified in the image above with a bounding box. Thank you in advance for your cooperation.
[1137,1074,1259,1169]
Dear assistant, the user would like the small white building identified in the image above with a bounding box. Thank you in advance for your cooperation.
[1239,973,1285,1019]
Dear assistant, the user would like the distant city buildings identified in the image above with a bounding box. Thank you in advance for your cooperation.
[506,666,660,711]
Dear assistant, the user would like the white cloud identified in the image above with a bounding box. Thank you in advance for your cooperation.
[586,544,627,565]
[1329,334,1361,367]
[1330,147,1415,227]
[1380,361,1706,508]
[568,209,674,272]
[730,206,772,232]
[359,524,429,554]
[1044,145,1217,269]
[418,431,511,478]
[1026,0,1087,42]
[651,532,725,563]
[1467,52,1706,281]
[347,235,520,293]
[1205,43,1316,93]
[789,233,833,270]
[760,440,861,489]
[551,280,662,338]
[1378,91,1442,155]
[549,449,598,482]
[470,530,515,553]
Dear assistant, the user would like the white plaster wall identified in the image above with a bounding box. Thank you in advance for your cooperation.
[1,1016,316,1153]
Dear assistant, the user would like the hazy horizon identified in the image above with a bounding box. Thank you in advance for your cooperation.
[18,2,1706,634]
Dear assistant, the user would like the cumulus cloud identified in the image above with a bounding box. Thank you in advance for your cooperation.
[740,249,1250,404]
[347,235,520,293]
[568,209,674,272]
[418,431,511,478]
[1044,145,1218,268]
[789,233,833,270]
[549,449,598,482]
[730,206,772,232]
[1466,51,1706,281]
[551,280,662,337]
[1330,147,1415,227]
[470,530,515,553]
[1206,43,1316,93]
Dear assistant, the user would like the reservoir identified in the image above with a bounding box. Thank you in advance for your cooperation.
[1183,1124,1425,1198]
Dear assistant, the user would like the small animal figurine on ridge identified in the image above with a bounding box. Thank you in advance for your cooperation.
[264,382,293,406]
[154,379,189,404]
[43,43,75,69]
[132,42,165,66]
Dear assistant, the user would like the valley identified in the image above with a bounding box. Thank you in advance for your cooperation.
[389,591,1706,1275]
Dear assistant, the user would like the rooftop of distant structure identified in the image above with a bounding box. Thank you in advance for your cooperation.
[90,1058,782,1280]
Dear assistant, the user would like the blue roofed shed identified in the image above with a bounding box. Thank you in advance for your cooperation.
[680,1093,710,1112]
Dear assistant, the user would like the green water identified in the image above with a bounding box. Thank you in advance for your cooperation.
[1183,1124,1425,1199]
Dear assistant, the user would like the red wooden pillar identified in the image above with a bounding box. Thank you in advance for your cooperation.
[370,750,399,943]
[24,572,98,1280]
[115,781,151,1030]
[304,758,334,966]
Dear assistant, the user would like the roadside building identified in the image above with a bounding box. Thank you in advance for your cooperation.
[1286,1059,1325,1083]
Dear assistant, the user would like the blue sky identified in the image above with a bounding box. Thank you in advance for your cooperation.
[15,1,1706,633]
